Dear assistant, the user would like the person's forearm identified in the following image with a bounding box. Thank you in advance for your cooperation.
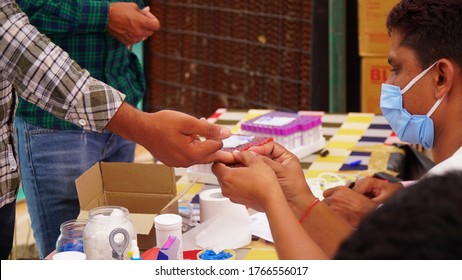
[264,192,328,259]
[291,193,354,258]
[106,102,150,146]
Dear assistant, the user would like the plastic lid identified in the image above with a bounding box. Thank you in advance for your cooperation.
[154,214,182,231]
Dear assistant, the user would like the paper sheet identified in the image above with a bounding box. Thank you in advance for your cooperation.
[250,212,273,243]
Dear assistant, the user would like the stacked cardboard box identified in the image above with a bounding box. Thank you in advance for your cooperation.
[76,162,179,251]
[358,0,399,114]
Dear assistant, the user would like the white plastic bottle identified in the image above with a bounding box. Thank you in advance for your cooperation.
[129,240,142,260]
[154,214,183,260]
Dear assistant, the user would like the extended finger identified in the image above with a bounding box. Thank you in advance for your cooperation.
[210,150,235,164]
[259,155,286,173]
[184,117,231,140]
[249,141,294,163]
[322,186,339,198]
[231,150,259,167]
[211,162,230,177]
[188,138,224,163]
[352,179,375,194]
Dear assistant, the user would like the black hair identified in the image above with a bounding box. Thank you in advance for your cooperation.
[386,0,462,69]
[335,171,462,259]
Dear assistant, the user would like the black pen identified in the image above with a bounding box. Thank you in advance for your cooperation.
[348,182,356,189]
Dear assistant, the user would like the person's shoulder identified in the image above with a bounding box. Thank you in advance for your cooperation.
[428,146,462,176]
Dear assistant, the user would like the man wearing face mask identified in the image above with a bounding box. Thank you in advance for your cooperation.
[212,0,462,259]
[323,0,462,228]
[210,0,462,259]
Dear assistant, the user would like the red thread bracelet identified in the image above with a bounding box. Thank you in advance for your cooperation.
[299,197,320,224]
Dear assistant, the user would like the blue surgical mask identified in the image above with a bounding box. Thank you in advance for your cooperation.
[380,62,445,149]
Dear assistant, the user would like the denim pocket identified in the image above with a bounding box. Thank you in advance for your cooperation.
[25,123,60,136]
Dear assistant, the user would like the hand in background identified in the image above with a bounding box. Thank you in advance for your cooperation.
[322,186,379,227]
[107,3,160,45]
[322,177,403,227]
[349,177,404,204]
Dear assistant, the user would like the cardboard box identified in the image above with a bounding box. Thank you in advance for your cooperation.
[358,0,399,56]
[75,162,178,250]
[361,56,390,114]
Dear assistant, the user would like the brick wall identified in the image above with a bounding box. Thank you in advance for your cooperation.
[144,0,312,118]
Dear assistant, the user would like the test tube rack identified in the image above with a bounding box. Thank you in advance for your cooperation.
[186,111,325,185]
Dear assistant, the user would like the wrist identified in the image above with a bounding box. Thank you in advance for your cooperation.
[107,103,150,145]
[289,191,316,218]
[133,110,157,148]
[298,197,320,224]
[261,182,286,212]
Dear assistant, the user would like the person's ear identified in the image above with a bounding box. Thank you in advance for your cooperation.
[434,59,454,99]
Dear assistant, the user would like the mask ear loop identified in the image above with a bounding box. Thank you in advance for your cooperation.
[426,93,446,117]
[401,62,438,94]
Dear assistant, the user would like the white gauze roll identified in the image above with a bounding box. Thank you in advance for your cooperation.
[199,188,232,222]
[197,188,252,251]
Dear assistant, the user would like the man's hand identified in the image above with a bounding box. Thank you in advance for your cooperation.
[143,110,234,167]
[349,177,404,204]
[323,186,379,227]
[322,177,404,227]
[106,104,233,167]
[107,3,160,45]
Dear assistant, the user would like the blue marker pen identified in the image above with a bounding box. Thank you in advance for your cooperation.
[348,160,362,167]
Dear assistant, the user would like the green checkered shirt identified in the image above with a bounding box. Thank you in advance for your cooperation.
[15,0,146,130]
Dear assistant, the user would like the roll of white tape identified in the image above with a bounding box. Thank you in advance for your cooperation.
[197,188,252,251]
[199,188,235,222]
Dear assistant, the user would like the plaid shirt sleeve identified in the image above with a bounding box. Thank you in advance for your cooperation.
[0,2,125,132]
[15,0,110,34]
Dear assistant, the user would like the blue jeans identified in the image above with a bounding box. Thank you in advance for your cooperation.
[14,118,135,259]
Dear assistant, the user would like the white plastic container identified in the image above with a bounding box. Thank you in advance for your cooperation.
[52,251,87,260]
[154,214,183,260]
